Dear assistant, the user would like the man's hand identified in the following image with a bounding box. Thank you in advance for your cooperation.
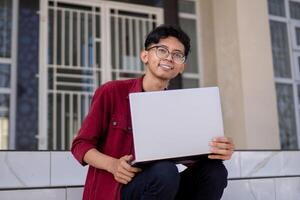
[208,137,235,160]
[109,155,141,184]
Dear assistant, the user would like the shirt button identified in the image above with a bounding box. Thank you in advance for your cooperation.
[112,121,117,126]
[127,126,132,131]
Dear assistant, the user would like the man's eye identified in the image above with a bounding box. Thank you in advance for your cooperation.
[158,48,168,54]
[174,53,184,59]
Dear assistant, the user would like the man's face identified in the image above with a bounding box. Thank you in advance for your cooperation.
[141,36,186,81]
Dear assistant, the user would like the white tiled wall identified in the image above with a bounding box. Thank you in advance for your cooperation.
[275,177,300,200]
[222,179,276,200]
[0,188,66,200]
[222,177,300,200]
[240,151,281,177]
[280,152,300,176]
[1,178,299,200]
[50,152,87,186]
[0,152,50,188]
[66,187,84,200]
[237,151,300,178]
[0,151,299,200]
[223,151,241,178]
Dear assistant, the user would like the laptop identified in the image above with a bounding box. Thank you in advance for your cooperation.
[129,87,224,166]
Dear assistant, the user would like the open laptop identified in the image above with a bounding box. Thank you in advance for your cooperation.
[129,87,224,166]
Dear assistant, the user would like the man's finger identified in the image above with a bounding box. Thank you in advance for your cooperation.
[208,154,230,160]
[115,171,133,182]
[121,160,142,173]
[210,141,234,150]
[210,148,233,156]
[118,165,135,178]
[213,136,233,144]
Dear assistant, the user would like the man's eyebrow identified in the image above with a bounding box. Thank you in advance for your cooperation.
[159,44,184,53]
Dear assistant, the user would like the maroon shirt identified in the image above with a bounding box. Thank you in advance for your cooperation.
[71,77,143,200]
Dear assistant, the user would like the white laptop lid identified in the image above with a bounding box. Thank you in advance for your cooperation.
[129,87,224,164]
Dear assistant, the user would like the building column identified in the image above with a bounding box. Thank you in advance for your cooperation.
[200,0,280,149]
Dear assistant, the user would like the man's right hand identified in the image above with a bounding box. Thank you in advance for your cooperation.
[109,155,141,184]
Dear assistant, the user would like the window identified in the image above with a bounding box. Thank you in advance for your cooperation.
[40,0,163,150]
[268,0,300,149]
[0,0,16,150]
[179,0,201,88]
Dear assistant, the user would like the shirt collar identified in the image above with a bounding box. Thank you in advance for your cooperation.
[126,75,144,99]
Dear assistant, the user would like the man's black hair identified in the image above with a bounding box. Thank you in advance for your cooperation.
[144,24,191,57]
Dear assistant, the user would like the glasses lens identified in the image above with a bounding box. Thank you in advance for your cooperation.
[153,46,186,64]
[156,47,169,59]
[173,52,185,64]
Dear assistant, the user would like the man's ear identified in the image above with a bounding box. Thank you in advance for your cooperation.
[140,50,148,64]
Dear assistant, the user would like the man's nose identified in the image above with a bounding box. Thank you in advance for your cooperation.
[164,53,173,62]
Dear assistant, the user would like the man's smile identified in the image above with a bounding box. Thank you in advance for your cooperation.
[158,63,174,70]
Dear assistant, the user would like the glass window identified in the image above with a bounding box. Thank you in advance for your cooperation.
[270,20,291,78]
[182,78,198,88]
[0,0,12,58]
[268,0,285,16]
[276,83,298,149]
[0,0,13,150]
[178,0,195,14]
[179,18,198,74]
[179,0,200,89]
[0,94,9,149]
[298,56,300,77]
[0,64,10,88]
[43,1,164,150]
[269,0,300,150]
[290,1,300,20]
[296,27,300,46]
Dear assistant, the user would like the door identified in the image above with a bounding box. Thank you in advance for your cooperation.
[38,0,163,150]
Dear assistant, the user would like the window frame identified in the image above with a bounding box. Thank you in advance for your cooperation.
[179,0,202,88]
[0,0,18,149]
[269,0,300,148]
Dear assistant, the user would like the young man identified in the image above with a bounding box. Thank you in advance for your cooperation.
[71,24,234,200]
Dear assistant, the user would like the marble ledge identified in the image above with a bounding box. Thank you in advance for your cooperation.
[239,151,300,178]
[0,150,300,189]
[0,151,50,188]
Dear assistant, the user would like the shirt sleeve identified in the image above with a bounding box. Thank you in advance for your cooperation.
[71,84,111,166]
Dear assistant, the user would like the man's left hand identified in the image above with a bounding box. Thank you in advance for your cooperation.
[208,136,235,160]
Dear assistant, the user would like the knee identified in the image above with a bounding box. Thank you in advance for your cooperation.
[197,159,228,187]
[147,161,180,188]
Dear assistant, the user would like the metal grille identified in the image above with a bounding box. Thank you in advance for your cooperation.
[0,0,15,150]
[48,2,101,149]
[110,9,157,80]
[43,0,163,150]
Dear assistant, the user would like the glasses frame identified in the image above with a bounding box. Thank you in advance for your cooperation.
[146,45,186,64]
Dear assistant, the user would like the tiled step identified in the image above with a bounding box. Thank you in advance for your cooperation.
[0,151,299,199]
[223,177,300,200]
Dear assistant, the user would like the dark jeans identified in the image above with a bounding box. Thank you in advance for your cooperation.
[120,158,228,200]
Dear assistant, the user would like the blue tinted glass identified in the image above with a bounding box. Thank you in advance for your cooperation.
[0,0,12,58]
[290,1,300,20]
[276,83,298,149]
[270,20,291,78]
[0,64,10,87]
[268,0,285,17]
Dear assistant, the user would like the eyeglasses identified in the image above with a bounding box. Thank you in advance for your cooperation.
[146,45,186,64]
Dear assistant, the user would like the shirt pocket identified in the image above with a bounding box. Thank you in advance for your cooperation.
[111,114,132,134]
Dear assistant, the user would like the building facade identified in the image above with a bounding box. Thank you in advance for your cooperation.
[0,0,299,151]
